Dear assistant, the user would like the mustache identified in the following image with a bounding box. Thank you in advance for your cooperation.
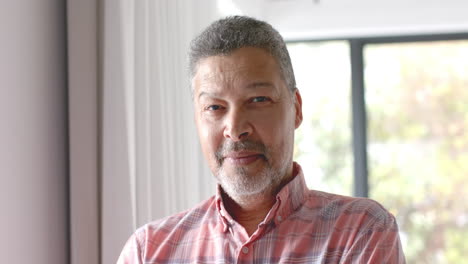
[215,140,268,165]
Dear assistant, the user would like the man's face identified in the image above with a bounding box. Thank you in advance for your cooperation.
[193,47,302,200]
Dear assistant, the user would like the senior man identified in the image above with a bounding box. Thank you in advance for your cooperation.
[118,16,405,263]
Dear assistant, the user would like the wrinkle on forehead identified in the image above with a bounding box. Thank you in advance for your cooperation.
[197,55,270,78]
[195,64,280,95]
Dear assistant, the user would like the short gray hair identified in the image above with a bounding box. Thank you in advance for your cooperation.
[189,16,296,92]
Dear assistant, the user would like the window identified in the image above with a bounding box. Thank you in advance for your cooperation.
[288,41,353,196]
[366,40,468,263]
[289,35,468,263]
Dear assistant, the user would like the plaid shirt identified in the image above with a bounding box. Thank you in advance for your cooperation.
[118,163,405,263]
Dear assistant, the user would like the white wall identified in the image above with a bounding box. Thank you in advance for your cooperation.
[0,1,69,264]
[67,0,100,263]
[232,0,468,39]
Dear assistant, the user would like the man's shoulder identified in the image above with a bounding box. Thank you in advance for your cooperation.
[306,189,387,210]
[133,196,218,239]
[301,190,396,228]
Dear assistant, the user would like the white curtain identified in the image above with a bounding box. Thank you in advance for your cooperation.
[101,0,222,262]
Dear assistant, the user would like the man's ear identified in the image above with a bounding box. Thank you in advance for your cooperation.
[293,89,303,129]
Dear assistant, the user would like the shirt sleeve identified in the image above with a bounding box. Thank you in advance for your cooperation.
[116,231,144,264]
[342,205,406,264]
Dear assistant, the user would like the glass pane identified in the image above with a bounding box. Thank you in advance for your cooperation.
[365,40,468,263]
[288,41,352,196]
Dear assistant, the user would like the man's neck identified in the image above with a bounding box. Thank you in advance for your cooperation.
[222,191,276,236]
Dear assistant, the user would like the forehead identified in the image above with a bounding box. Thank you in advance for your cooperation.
[192,47,284,96]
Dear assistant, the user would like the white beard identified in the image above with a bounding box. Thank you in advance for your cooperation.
[213,139,290,201]
[215,162,284,201]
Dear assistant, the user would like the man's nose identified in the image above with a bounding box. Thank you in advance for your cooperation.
[223,108,253,141]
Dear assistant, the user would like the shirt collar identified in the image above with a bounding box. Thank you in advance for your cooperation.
[215,162,308,230]
[215,191,233,232]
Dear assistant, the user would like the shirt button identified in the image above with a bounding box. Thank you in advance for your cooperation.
[276,215,283,222]
[242,246,249,254]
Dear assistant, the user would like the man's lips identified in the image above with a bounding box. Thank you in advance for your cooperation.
[224,151,265,166]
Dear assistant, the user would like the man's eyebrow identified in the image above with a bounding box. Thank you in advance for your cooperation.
[197,82,275,99]
[246,82,276,89]
[198,91,217,100]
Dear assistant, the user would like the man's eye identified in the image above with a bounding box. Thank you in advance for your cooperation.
[251,96,270,103]
[206,105,221,111]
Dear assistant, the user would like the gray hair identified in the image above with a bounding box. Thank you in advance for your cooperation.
[189,16,296,93]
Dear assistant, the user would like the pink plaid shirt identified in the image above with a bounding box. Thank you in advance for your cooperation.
[118,163,405,263]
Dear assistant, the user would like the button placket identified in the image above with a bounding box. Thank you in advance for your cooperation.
[276,215,283,222]
[235,244,253,264]
[241,246,249,254]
